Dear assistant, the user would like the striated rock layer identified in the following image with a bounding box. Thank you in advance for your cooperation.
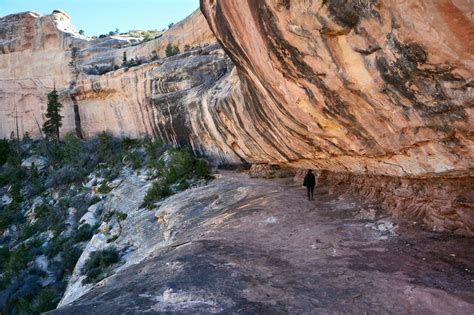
[200,0,473,177]
[200,0,474,234]
[48,172,474,313]
[0,10,220,142]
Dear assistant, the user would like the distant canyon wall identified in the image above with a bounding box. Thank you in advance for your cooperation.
[0,10,219,143]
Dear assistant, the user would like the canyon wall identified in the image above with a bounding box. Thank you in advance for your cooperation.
[200,0,473,177]
[0,10,219,141]
[199,0,473,234]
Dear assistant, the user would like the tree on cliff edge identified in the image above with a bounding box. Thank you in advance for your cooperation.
[42,88,63,143]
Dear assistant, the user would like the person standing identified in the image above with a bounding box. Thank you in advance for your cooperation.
[303,169,316,201]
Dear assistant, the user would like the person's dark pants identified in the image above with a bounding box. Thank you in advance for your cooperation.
[307,185,315,200]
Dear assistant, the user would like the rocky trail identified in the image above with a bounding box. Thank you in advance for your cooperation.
[50,171,474,314]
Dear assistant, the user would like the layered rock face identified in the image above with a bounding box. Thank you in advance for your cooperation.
[200,0,473,177]
[0,10,220,142]
[200,0,473,234]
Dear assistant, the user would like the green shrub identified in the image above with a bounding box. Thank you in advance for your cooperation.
[73,224,95,243]
[0,271,12,290]
[0,171,8,186]
[13,298,33,315]
[63,132,82,165]
[97,181,111,194]
[143,180,172,209]
[27,237,43,249]
[56,197,71,209]
[30,165,44,195]
[0,246,11,270]
[45,237,64,258]
[49,142,65,165]
[102,210,114,223]
[0,202,19,231]
[165,148,194,184]
[195,158,210,179]
[145,138,163,159]
[61,246,82,274]
[10,181,22,203]
[125,152,142,170]
[18,223,41,242]
[165,43,180,57]
[176,179,189,191]
[97,132,115,163]
[150,50,159,61]
[33,287,58,313]
[0,139,10,165]
[35,204,52,220]
[116,212,127,222]
[8,244,32,274]
[143,147,211,208]
[121,137,139,151]
[81,247,119,283]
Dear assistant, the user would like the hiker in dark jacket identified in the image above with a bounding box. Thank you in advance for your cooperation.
[303,169,316,201]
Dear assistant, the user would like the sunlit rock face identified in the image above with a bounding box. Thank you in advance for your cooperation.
[0,9,219,143]
[200,0,473,178]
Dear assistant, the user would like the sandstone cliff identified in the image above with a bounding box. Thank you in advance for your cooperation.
[0,10,220,143]
[200,0,473,177]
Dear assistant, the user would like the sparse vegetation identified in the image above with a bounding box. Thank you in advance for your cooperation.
[165,43,180,57]
[0,139,9,165]
[143,147,211,208]
[0,131,213,313]
[81,247,120,284]
[150,50,159,61]
[97,181,111,194]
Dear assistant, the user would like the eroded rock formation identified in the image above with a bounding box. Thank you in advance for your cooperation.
[49,172,474,313]
[200,0,473,177]
[200,0,474,234]
[0,10,219,141]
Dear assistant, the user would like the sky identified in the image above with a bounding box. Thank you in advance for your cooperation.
[0,0,199,36]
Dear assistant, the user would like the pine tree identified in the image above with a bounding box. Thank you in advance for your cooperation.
[42,88,63,143]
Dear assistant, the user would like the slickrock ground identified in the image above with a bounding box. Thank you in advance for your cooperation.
[49,171,474,314]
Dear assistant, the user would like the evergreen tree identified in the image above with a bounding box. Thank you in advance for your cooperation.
[42,88,63,143]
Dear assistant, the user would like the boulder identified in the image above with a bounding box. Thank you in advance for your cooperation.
[21,155,48,172]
